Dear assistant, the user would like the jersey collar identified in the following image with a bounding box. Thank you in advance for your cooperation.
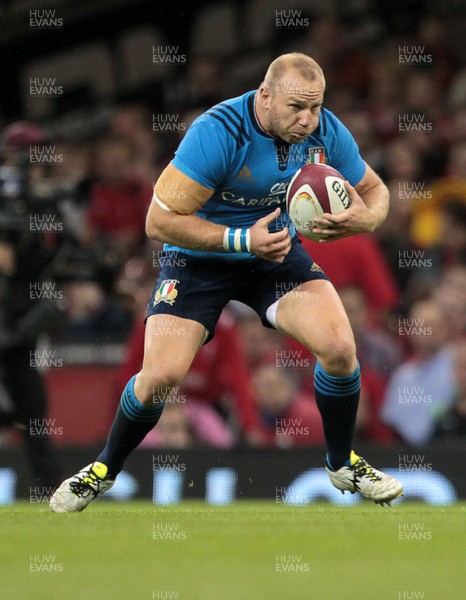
[247,91,275,139]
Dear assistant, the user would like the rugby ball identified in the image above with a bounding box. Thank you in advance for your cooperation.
[286,163,351,241]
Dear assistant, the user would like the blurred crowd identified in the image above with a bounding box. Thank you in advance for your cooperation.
[1,8,466,466]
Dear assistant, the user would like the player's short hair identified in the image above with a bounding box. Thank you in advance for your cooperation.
[263,52,325,94]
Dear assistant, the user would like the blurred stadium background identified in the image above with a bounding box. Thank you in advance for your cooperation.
[1,0,466,506]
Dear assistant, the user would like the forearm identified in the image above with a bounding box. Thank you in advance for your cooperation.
[359,181,390,231]
[147,165,290,260]
[146,206,226,252]
[146,195,290,262]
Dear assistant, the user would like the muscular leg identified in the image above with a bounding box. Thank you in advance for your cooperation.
[135,314,206,404]
[96,315,206,476]
[274,279,360,470]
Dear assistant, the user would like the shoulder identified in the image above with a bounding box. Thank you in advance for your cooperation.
[192,92,252,150]
[318,107,351,139]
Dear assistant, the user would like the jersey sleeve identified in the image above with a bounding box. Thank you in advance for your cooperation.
[325,110,366,186]
[171,114,233,190]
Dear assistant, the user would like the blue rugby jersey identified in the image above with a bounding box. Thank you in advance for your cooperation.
[166,90,366,260]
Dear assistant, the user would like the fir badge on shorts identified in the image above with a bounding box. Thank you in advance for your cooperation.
[153,279,179,306]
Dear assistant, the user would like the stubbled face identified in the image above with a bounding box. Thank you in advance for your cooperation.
[259,71,325,144]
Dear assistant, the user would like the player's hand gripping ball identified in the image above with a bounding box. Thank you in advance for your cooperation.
[286,163,351,241]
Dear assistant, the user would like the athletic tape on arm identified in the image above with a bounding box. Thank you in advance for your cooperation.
[153,163,213,215]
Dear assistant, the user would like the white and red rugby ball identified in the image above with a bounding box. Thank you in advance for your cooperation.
[286,163,351,241]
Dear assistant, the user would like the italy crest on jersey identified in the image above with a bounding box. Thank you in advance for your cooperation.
[306,147,327,165]
[154,279,179,306]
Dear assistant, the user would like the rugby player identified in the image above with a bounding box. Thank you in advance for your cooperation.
[50,53,403,512]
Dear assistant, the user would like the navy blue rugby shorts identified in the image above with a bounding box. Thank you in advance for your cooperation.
[146,237,329,341]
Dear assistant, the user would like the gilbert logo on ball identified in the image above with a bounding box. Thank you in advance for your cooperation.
[286,163,351,241]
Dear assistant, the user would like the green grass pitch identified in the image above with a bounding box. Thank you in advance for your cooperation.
[1,501,465,600]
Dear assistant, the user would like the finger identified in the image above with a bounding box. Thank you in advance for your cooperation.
[317,211,350,224]
[313,215,336,227]
[315,209,351,223]
[312,221,341,233]
[268,236,291,255]
[344,180,363,205]
[268,238,291,253]
[318,231,350,243]
[344,180,358,199]
[267,227,289,242]
[270,230,291,245]
[313,228,340,236]
[260,207,281,226]
[312,219,349,234]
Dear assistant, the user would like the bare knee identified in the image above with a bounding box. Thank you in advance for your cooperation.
[135,367,185,406]
[317,338,357,376]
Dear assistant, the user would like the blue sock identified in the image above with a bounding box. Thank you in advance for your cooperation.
[96,376,164,477]
[313,362,360,471]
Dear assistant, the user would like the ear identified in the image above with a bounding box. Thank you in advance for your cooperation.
[258,86,271,110]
